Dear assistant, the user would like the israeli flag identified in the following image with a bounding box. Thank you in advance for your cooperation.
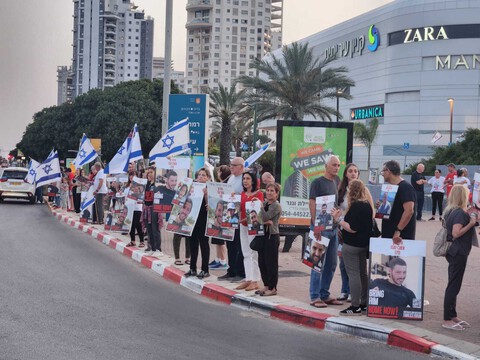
[73,134,98,167]
[149,118,190,163]
[129,123,143,162]
[80,186,96,211]
[35,150,62,188]
[25,158,40,185]
[244,142,271,168]
[104,131,133,175]
[46,149,56,161]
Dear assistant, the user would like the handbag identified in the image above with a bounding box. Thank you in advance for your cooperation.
[433,217,452,257]
[371,218,381,237]
[250,235,265,251]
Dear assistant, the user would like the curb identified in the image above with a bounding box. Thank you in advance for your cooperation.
[49,207,476,359]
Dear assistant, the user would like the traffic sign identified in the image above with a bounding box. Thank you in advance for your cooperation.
[403,142,410,150]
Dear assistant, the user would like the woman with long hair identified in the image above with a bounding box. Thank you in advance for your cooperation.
[125,171,145,248]
[143,167,161,256]
[332,179,373,316]
[442,185,477,330]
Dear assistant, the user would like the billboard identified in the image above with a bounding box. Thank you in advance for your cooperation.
[275,121,353,229]
[168,94,209,173]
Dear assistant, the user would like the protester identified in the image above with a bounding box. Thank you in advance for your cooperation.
[235,170,264,291]
[257,183,282,296]
[184,168,211,279]
[218,158,246,281]
[125,171,145,248]
[444,163,456,197]
[309,155,343,308]
[143,167,162,256]
[209,165,231,270]
[91,162,108,224]
[59,176,69,210]
[453,168,470,190]
[442,185,477,331]
[332,179,373,315]
[411,163,427,221]
[379,160,416,242]
[428,169,445,221]
[72,168,81,213]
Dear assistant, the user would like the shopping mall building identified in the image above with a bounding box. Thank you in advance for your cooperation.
[264,0,480,170]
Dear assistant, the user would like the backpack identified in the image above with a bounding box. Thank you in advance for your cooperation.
[433,215,452,257]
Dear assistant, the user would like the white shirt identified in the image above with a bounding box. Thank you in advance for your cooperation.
[454,176,471,189]
[93,169,108,194]
[428,176,445,193]
[228,174,243,194]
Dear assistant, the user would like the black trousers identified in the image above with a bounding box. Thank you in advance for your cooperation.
[282,235,297,252]
[173,233,190,259]
[416,191,424,220]
[444,253,468,320]
[431,192,444,216]
[258,234,280,290]
[189,230,209,273]
[130,211,144,243]
[226,229,245,277]
[73,193,81,213]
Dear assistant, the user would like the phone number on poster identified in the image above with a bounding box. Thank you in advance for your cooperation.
[282,211,310,217]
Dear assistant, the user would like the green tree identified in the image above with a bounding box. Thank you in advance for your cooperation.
[353,117,379,170]
[238,42,355,121]
[208,83,246,164]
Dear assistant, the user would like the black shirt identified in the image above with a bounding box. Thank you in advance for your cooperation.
[446,208,474,256]
[411,171,426,192]
[342,201,373,248]
[370,278,416,308]
[381,180,417,239]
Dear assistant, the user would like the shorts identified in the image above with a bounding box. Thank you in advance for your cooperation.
[211,237,225,245]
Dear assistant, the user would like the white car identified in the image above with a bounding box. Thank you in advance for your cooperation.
[0,167,36,204]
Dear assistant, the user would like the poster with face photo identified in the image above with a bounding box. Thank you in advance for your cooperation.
[166,182,206,236]
[368,238,426,320]
[205,182,235,241]
[104,195,134,232]
[314,195,335,234]
[172,178,194,206]
[126,176,147,202]
[375,184,398,219]
[246,199,264,236]
[222,193,240,229]
[302,231,330,273]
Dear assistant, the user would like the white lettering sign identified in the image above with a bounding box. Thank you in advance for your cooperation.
[404,26,448,43]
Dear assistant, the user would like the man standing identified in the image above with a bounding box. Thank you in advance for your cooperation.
[381,160,416,242]
[218,157,246,280]
[410,163,427,221]
[309,155,343,308]
[444,163,456,197]
[92,162,108,224]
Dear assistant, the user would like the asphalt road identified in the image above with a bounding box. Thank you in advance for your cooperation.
[0,201,435,360]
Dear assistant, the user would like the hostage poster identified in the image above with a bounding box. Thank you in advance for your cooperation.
[275,121,352,229]
[205,182,236,241]
[368,238,426,320]
[302,231,330,273]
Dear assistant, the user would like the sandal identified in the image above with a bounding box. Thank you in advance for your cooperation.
[324,297,344,305]
[442,323,465,331]
[126,242,135,247]
[455,320,471,328]
[310,299,327,308]
[138,242,145,248]
[174,260,183,265]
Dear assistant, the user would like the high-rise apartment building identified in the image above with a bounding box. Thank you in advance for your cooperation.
[70,0,154,98]
[185,0,283,94]
[57,66,74,105]
[152,57,185,93]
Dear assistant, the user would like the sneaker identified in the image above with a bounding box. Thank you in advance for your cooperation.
[151,250,161,257]
[197,271,210,279]
[360,305,368,314]
[339,305,362,316]
[208,261,220,269]
[337,293,348,301]
[184,269,197,277]
[428,217,435,221]
[144,250,154,256]
[218,263,228,269]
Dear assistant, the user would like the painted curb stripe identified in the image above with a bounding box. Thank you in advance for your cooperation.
[387,330,437,354]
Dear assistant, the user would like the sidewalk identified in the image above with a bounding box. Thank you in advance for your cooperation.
[48,205,480,359]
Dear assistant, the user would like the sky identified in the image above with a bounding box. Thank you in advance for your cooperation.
[0,0,392,157]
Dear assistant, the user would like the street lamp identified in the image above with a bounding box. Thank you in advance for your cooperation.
[448,98,454,144]
[336,88,343,122]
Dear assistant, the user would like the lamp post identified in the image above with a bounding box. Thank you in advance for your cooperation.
[448,98,454,144]
[336,88,343,122]
[252,104,258,152]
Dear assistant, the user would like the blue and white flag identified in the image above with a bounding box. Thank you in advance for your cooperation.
[104,131,133,175]
[128,123,143,162]
[240,140,249,151]
[149,118,190,163]
[244,142,271,168]
[25,158,40,185]
[80,185,96,211]
[46,149,56,161]
[35,150,62,188]
[73,134,98,167]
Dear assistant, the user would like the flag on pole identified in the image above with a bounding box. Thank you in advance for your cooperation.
[244,142,271,168]
[25,158,40,185]
[46,149,56,161]
[104,131,133,174]
[35,150,62,188]
[431,131,443,144]
[80,186,96,211]
[240,140,249,151]
[149,118,190,163]
[73,134,98,167]
[128,123,143,162]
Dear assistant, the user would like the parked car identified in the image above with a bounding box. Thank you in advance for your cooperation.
[0,167,36,204]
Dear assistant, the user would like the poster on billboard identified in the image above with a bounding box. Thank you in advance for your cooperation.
[368,238,426,320]
[168,94,209,173]
[275,121,353,230]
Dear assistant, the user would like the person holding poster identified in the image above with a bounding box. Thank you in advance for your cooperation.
[442,185,477,331]
[124,171,145,248]
[308,155,343,308]
[380,160,416,243]
[246,202,264,235]
[91,162,108,224]
[428,169,445,221]
[143,167,162,256]
[235,171,263,291]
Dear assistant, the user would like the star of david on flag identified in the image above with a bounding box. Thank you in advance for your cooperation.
[149,118,190,163]
[25,158,41,185]
[35,149,61,188]
[73,134,98,167]
[162,134,175,150]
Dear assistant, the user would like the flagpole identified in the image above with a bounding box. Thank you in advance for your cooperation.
[162,0,173,136]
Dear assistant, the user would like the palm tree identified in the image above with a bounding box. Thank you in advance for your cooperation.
[238,42,355,121]
[353,118,379,170]
[208,83,246,165]
[210,114,253,156]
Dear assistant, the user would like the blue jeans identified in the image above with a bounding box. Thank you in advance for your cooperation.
[309,229,338,301]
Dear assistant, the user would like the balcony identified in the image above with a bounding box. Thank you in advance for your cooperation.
[104,53,116,61]
[186,0,213,11]
[186,17,212,29]
[102,12,121,20]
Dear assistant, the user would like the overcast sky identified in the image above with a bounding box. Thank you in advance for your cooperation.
[0,0,391,157]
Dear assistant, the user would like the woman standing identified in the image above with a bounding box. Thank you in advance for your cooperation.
[257,183,282,296]
[125,171,145,248]
[332,180,373,316]
[442,185,477,330]
[236,171,264,291]
[184,168,212,279]
[143,167,161,256]
[72,168,82,213]
[428,169,446,221]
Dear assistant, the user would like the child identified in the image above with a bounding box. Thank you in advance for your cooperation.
[59,176,69,210]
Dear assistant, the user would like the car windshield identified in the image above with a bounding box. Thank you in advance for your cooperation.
[2,170,27,180]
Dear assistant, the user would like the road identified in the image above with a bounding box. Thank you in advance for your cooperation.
[0,202,435,360]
